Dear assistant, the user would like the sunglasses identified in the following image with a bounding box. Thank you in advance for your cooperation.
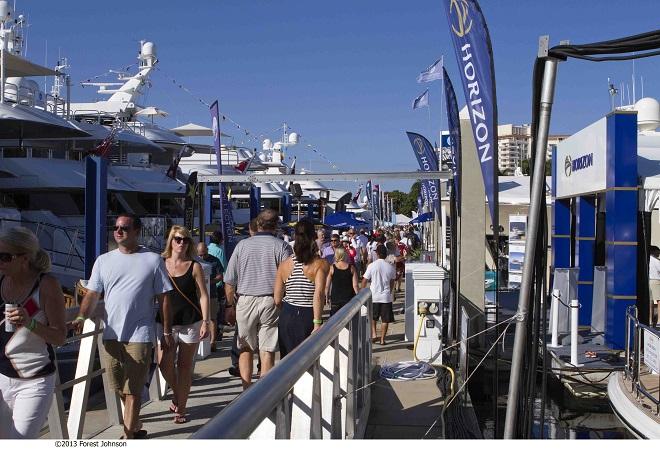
[113,225,132,233]
[330,239,339,242]
[173,236,190,244]
[0,252,24,263]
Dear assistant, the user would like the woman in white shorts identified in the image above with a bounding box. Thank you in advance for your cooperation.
[158,226,209,424]
[0,227,66,438]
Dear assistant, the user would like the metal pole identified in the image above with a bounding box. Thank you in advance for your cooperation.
[503,57,558,439]
[1,31,5,105]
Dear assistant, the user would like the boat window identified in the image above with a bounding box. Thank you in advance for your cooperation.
[2,148,26,158]
[32,148,51,158]
[67,150,85,161]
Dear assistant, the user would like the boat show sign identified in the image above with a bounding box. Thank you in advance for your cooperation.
[555,117,607,199]
[643,329,660,373]
[406,132,440,214]
[443,0,498,225]
[507,215,527,289]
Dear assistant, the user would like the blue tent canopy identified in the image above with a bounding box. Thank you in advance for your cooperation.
[323,211,367,228]
[409,212,434,224]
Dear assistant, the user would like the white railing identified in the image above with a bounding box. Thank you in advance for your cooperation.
[48,304,123,439]
[192,289,373,439]
[624,306,660,416]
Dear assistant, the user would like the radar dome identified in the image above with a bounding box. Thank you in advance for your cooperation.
[0,2,12,21]
[635,97,660,132]
[288,132,299,145]
[262,139,272,151]
[141,42,156,58]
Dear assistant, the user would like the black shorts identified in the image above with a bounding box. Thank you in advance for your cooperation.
[372,302,394,323]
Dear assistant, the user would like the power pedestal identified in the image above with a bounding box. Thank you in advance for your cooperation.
[412,265,448,364]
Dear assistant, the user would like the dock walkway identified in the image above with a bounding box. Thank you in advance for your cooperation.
[43,290,449,440]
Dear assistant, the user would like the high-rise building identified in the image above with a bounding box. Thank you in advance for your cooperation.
[497,124,568,174]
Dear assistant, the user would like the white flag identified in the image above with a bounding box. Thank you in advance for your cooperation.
[412,89,429,110]
[417,57,444,83]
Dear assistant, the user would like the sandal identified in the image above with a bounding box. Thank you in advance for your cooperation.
[169,401,178,414]
[173,413,188,424]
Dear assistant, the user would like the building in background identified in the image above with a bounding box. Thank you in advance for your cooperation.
[497,124,568,174]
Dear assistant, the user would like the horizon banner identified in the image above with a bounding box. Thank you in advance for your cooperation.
[443,0,498,225]
[210,100,235,255]
[443,67,462,212]
[406,132,440,214]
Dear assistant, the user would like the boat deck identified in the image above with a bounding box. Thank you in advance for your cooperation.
[608,369,660,439]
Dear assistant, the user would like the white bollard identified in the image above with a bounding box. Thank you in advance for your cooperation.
[570,298,582,367]
[548,289,561,348]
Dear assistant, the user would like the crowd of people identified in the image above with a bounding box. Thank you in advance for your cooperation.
[0,210,421,439]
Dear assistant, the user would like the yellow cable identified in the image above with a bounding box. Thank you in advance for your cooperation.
[413,312,427,362]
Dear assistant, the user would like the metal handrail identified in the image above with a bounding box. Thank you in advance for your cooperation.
[624,306,660,416]
[192,288,373,439]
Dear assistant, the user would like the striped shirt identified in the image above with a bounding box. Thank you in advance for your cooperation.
[284,259,316,307]
[224,233,293,296]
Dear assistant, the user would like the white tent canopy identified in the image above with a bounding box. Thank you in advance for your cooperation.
[171,122,231,138]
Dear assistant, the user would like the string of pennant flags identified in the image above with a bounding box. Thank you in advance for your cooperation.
[154,67,349,177]
[78,63,139,85]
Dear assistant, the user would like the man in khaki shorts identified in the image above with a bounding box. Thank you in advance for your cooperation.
[224,209,292,389]
[71,213,173,439]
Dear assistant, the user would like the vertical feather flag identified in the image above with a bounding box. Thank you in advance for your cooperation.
[443,0,498,226]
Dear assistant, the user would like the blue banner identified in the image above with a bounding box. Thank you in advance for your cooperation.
[210,100,235,255]
[373,184,380,223]
[406,132,440,214]
[184,171,198,232]
[443,67,461,212]
[443,0,498,224]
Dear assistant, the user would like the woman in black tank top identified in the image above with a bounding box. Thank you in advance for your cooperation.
[158,226,210,424]
[325,247,359,316]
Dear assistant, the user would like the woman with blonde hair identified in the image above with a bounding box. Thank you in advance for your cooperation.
[158,225,209,424]
[0,226,66,438]
[325,246,359,316]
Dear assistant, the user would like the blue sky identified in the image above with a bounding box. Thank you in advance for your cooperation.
[23,1,660,192]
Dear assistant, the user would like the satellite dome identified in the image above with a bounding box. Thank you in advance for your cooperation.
[288,132,299,145]
[141,42,156,58]
[262,138,272,151]
[0,2,12,21]
[635,97,660,132]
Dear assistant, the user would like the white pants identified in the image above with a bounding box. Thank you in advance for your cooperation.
[0,372,55,439]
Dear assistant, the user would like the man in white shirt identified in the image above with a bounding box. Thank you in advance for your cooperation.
[650,246,660,326]
[362,244,396,345]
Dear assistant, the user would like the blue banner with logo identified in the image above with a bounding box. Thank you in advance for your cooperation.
[443,67,462,212]
[443,0,498,224]
[406,132,440,214]
[210,100,235,255]
[373,184,380,223]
